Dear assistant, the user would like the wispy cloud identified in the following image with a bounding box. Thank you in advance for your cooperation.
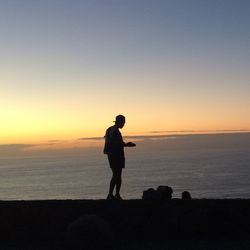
[47,140,63,143]
[147,129,250,134]
[0,144,35,156]
[0,144,33,150]
[79,137,104,141]
[79,134,180,141]
[79,130,250,141]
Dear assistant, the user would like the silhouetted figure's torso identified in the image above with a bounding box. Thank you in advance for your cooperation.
[104,125,125,168]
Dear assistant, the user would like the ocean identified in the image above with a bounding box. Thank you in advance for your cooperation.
[0,133,250,200]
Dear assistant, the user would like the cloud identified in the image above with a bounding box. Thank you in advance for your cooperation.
[0,144,33,150]
[79,134,177,141]
[147,129,250,134]
[148,130,195,134]
[0,144,34,156]
[79,130,250,142]
[47,140,63,143]
[79,137,104,141]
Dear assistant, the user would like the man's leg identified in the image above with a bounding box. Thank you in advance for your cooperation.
[107,154,123,199]
[114,168,122,196]
[108,168,116,196]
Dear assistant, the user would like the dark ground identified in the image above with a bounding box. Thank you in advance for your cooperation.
[0,199,250,249]
[1,238,250,250]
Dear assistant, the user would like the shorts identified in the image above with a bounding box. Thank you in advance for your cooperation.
[108,154,125,169]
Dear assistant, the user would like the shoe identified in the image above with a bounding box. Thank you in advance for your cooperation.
[115,194,123,200]
[106,194,115,200]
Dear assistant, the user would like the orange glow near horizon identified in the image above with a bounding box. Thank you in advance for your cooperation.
[1,60,250,145]
[1,108,250,145]
[1,58,250,145]
[1,85,250,145]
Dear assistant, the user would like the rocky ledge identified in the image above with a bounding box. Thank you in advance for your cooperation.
[0,199,250,249]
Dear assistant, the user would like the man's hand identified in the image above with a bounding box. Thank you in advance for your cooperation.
[126,142,136,147]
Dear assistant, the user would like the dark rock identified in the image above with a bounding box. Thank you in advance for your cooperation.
[65,214,115,250]
[142,188,162,201]
[157,185,173,200]
[182,191,192,199]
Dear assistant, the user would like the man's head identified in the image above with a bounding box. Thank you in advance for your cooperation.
[114,115,126,128]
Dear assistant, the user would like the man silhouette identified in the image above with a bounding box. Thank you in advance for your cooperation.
[104,115,136,200]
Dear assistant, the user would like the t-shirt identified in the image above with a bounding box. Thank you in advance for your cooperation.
[103,125,125,158]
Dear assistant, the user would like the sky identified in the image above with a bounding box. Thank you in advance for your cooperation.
[1,0,250,144]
